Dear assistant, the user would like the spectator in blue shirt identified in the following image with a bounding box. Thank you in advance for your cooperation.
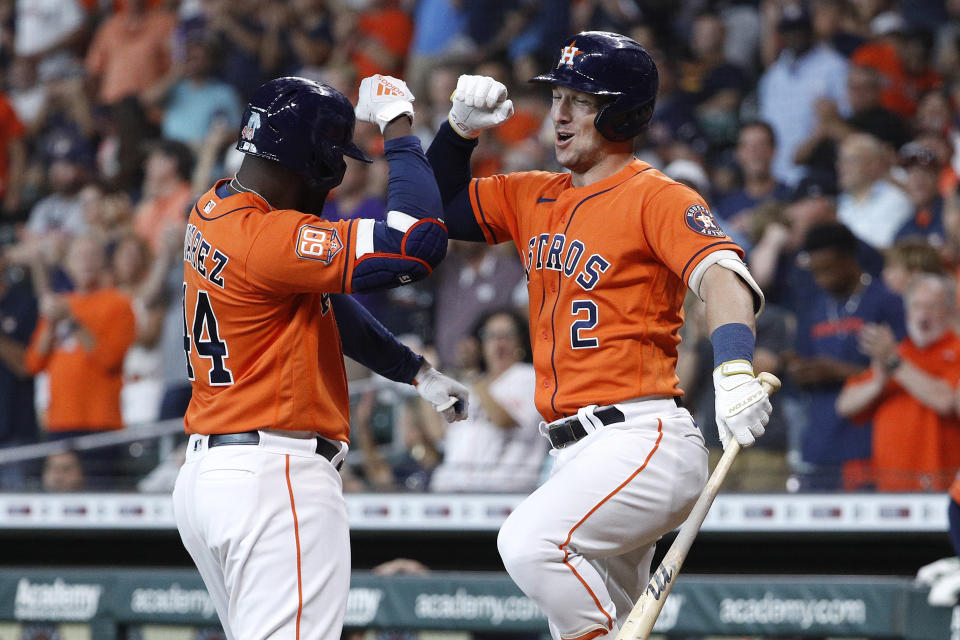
[145,36,242,150]
[784,222,906,490]
[715,120,793,223]
[895,141,946,246]
[759,5,850,185]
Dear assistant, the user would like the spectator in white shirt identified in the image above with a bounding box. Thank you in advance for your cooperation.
[837,133,912,249]
[431,309,546,493]
[758,4,850,185]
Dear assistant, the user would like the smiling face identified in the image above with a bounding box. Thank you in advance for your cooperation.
[550,85,618,177]
[480,313,525,376]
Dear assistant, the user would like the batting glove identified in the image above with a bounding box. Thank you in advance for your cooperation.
[713,360,771,449]
[355,74,415,133]
[448,74,514,139]
[917,557,960,586]
[928,567,960,606]
[414,365,469,423]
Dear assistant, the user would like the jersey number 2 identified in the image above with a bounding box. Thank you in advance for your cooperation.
[182,283,234,385]
[570,300,599,349]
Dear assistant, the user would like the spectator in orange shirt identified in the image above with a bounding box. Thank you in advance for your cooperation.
[851,18,942,119]
[85,0,175,106]
[25,234,136,441]
[132,140,194,255]
[348,0,414,79]
[836,274,960,490]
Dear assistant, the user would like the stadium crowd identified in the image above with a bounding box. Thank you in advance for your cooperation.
[0,0,959,495]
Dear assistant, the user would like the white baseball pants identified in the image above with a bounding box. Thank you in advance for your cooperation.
[173,430,350,640]
[497,399,708,640]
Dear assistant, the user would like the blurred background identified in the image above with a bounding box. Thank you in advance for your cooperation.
[0,0,959,637]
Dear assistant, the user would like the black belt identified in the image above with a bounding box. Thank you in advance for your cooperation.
[546,398,682,449]
[547,407,625,449]
[207,432,343,470]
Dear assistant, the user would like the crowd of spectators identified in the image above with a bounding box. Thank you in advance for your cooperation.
[0,0,959,494]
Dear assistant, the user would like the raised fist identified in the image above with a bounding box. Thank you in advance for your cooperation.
[448,75,514,139]
[356,74,415,133]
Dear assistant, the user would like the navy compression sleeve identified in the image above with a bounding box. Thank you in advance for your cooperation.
[426,121,485,241]
[384,135,442,219]
[330,294,423,384]
[350,136,448,292]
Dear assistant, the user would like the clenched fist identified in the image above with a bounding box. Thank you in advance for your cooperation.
[713,360,771,449]
[414,364,469,422]
[448,75,514,139]
[356,74,415,133]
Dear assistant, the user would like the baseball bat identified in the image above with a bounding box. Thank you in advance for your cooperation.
[615,372,782,640]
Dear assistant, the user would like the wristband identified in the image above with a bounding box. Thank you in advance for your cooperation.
[884,354,901,373]
[711,322,755,368]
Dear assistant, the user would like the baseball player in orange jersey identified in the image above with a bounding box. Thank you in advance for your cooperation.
[172,75,469,640]
[427,32,773,639]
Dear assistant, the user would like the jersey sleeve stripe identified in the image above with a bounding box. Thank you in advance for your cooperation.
[472,179,500,244]
[341,219,356,293]
[355,219,375,258]
[679,240,741,284]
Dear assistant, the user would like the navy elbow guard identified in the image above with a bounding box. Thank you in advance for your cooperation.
[351,211,448,292]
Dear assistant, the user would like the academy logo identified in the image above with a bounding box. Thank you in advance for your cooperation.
[14,578,103,620]
[343,588,384,626]
[376,78,406,97]
[130,583,217,618]
[684,204,726,238]
[557,43,583,68]
[296,224,343,264]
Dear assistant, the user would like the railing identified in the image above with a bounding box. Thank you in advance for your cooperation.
[0,491,950,532]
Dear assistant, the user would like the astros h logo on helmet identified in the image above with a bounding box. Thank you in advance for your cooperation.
[557,42,583,68]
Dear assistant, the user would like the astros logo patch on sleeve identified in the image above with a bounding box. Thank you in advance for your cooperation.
[684,204,726,238]
[296,224,342,264]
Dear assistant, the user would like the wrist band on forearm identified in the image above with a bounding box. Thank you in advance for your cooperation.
[711,322,755,368]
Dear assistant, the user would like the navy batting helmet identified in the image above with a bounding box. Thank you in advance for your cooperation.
[236,77,372,191]
[531,32,658,142]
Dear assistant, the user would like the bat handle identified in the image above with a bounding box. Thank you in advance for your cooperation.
[435,396,458,412]
[757,371,781,396]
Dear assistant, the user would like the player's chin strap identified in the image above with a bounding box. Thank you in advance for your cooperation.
[687,249,765,316]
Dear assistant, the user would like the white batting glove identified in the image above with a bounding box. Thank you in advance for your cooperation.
[917,557,960,586]
[713,360,771,449]
[355,74,415,133]
[414,365,469,423]
[928,567,960,606]
[448,74,514,139]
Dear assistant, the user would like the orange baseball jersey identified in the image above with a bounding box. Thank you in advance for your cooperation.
[844,330,960,491]
[951,474,960,503]
[25,288,135,431]
[183,180,368,441]
[470,159,743,421]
